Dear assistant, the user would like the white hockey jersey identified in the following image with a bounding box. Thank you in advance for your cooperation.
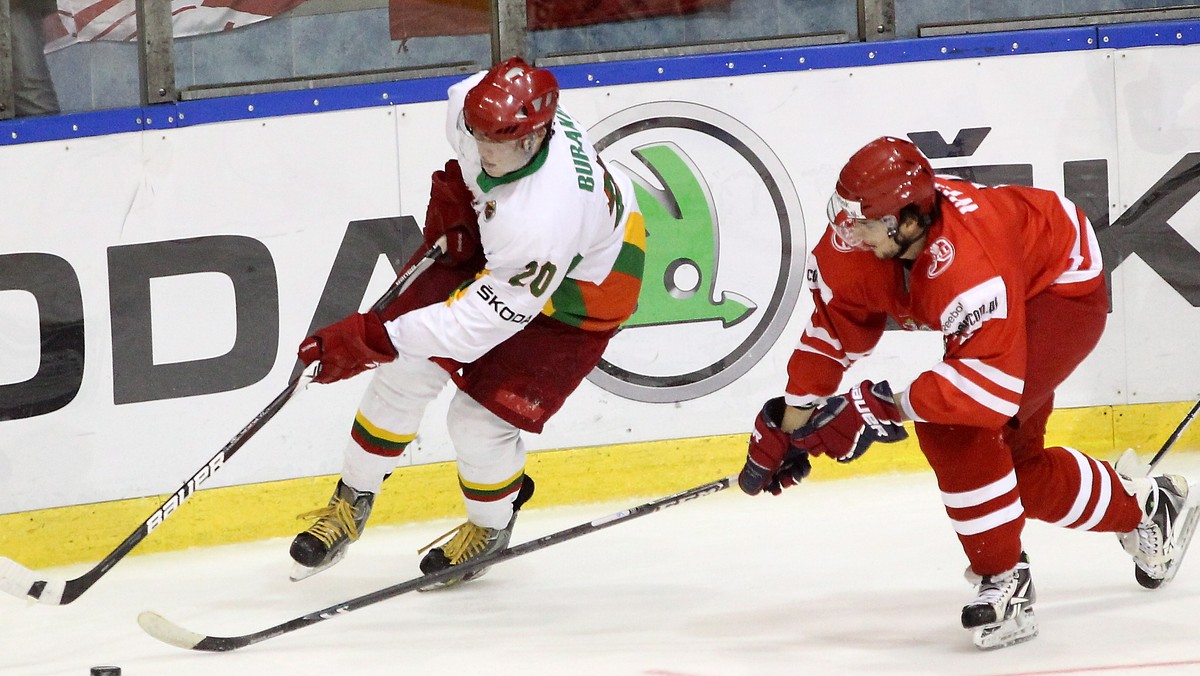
[384,71,645,365]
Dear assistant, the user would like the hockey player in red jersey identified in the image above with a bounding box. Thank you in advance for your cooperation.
[289,58,645,588]
[738,136,1198,649]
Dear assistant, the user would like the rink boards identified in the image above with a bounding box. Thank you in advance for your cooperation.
[3,399,1197,569]
[1,21,1200,566]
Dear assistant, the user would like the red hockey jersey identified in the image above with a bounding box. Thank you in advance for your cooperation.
[785,177,1102,428]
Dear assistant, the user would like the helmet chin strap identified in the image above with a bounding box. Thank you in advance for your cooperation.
[892,226,927,259]
[884,215,925,259]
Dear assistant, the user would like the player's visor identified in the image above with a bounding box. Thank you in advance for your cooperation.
[826,192,871,250]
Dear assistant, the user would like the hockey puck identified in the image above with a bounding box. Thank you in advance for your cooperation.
[90,667,121,676]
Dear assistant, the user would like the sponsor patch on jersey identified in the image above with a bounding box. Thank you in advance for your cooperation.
[939,276,1008,337]
[926,237,954,278]
[477,283,535,325]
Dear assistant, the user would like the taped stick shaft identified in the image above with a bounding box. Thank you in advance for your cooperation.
[1150,399,1200,471]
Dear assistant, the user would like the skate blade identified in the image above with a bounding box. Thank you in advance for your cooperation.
[1159,483,1200,587]
[288,549,347,582]
[972,608,1038,650]
[417,566,491,592]
[417,578,461,592]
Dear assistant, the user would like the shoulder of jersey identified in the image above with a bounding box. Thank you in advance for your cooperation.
[812,225,899,293]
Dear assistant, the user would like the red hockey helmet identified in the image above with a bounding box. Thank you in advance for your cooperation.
[464,57,559,141]
[835,136,936,221]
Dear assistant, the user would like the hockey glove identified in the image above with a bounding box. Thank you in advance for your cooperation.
[793,379,907,463]
[769,454,812,496]
[425,160,480,266]
[299,311,398,384]
[739,398,812,496]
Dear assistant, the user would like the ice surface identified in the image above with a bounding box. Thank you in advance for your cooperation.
[4,456,1200,675]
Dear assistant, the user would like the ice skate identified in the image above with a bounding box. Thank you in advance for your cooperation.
[417,475,535,590]
[289,480,376,581]
[961,552,1038,650]
[1115,450,1200,590]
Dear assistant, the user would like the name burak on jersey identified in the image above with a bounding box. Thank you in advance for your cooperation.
[555,108,597,191]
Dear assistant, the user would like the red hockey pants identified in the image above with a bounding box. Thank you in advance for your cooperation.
[916,282,1143,576]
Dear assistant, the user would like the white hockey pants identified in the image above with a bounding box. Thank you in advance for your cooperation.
[340,356,527,530]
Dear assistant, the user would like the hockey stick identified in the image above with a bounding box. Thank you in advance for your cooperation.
[138,473,737,652]
[0,236,447,606]
[1149,398,1200,471]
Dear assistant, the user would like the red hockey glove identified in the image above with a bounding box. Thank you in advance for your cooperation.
[298,311,398,384]
[794,380,907,462]
[769,455,812,496]
[738,398,812,496]
[425,160,480,266]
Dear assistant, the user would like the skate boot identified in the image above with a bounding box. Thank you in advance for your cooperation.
[961,551,1038,650]
[288,480,376,581]
[417,475,535,590]
[1115,450,1200,590]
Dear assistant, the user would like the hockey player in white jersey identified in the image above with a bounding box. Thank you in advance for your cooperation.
[290,57,645,586]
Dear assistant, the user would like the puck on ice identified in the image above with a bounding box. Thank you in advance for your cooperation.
[90,667,121,676]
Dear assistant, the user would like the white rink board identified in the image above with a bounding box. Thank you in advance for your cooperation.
[1112,44,1200,404]
[1,43,1199,512]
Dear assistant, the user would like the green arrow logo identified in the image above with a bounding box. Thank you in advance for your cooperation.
[588,101,805,403]
[622,143,754,329]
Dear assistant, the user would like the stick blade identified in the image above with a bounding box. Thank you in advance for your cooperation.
[137,611,207,650]
[0,557,65,605]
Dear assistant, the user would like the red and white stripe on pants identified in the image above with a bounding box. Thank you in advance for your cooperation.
[917,282,1142,576]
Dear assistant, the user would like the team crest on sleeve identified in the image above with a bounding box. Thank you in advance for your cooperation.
[926,237,955,278]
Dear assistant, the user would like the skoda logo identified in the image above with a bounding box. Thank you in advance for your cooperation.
[588,102,806,402]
